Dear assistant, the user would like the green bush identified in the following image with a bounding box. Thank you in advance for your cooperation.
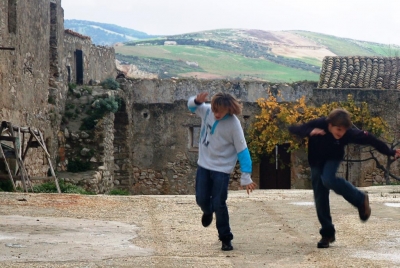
[67,159,91,172]
[100,78,119,90]
[0,180,14,192]
[32,179,93,194]
[80,97,120,130]
[82,86,92,95]
[80,113,100,130]
[48,95,56,105]
[68,83,77,91]
[93,97,119,114]
[108,189,130,195]
[64,111,74,118]
[66,103,75,110]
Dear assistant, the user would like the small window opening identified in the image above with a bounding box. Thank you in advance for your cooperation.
[189,126,200,149]
[8,0,17,34]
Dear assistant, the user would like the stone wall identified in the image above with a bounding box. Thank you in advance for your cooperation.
[0,0,117,182]
[63,31,117,85]
[55,85,121,194]
[112,79,400,194]
[0,0,64,177]
[114,79,317,194]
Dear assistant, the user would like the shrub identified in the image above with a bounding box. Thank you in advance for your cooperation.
[67,159,91,172]
[108,189,130,195]
[100,78,119,90]
[80,96,120,130]
[68,83,77,91]
[65,103,75,110]
[80,113,100,130]
[93,97,119,114]
[64,111,74,118]
[0,180,14,192]
[32,179,93,194]
[82,86,92,95]
[48,95,56,104]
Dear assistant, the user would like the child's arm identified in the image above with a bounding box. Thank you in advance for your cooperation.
[288,117,326,138]
[232,119,257,194]
[188,93,209,114]
[349,129,398,156]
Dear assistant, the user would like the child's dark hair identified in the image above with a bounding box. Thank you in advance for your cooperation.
[211,92,242,115]
[326,108,352,128]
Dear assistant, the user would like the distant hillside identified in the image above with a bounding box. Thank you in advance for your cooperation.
[65,20,400,82]
[116,29,400,82]
[64,19,158,46]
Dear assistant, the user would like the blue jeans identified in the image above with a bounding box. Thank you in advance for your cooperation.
[311,160,365,237]
[195,166,233,241]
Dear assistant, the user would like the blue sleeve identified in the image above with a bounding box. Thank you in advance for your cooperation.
[188,96,198,113]
[237,148,252,173]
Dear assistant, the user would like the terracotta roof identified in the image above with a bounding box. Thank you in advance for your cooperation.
[64,29,91,40]
[318,56,400,90]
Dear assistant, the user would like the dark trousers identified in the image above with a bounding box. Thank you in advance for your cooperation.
[311,160,365,237]
[195,166,233,241]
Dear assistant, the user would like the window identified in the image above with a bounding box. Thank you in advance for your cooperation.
[8,0,17,34]
[189,126,200,150]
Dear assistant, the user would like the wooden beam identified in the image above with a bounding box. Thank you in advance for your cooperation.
[0,126,16,191]
[0,136,16,141]
[0,174,55,181]
[0,47,15,50]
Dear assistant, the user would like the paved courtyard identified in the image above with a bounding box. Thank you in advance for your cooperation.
[1,185,400,267]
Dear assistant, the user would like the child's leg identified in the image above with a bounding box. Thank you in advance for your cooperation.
[321,160,365,208]
[311,166,335,237]
[195,166,213,214]
[210,170,233,241]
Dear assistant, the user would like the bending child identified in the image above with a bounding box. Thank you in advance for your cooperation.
[188,92,257,251]
[288,108,400,248]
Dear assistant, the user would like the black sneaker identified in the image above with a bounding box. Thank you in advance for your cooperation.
[317,236,335,248]
[221,240,233,251]
[201,213,213,227]
[358,192,371,222]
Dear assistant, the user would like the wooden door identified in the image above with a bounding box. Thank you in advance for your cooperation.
[259,144,291,189]
[75,50,84,85]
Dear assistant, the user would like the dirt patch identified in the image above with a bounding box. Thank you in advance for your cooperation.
[245,30,281,42]
[1,186,400,267]
[179,72,226,79]
[271,46,336,61]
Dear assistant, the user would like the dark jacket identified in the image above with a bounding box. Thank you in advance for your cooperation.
[288,117,396,167]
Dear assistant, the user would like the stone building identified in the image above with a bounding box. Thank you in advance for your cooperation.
[105,70,399,195]
[1,1,399,195]
[0,0,116,179]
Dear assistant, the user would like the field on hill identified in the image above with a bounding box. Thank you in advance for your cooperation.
[115,45,320,82]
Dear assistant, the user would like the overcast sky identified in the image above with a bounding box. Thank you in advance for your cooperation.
[63,0,400,46]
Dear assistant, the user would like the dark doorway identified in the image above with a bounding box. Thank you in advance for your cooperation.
[259,144,291,189]
[75,50,83,84]
[67,66,71,83]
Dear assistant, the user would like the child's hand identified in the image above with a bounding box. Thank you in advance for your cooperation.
[310,128,326,136]
[395,149,400,159]
[245,182,257,195]
[196,92,208,103]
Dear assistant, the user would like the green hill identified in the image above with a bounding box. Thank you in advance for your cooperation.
[64,20,400,82]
